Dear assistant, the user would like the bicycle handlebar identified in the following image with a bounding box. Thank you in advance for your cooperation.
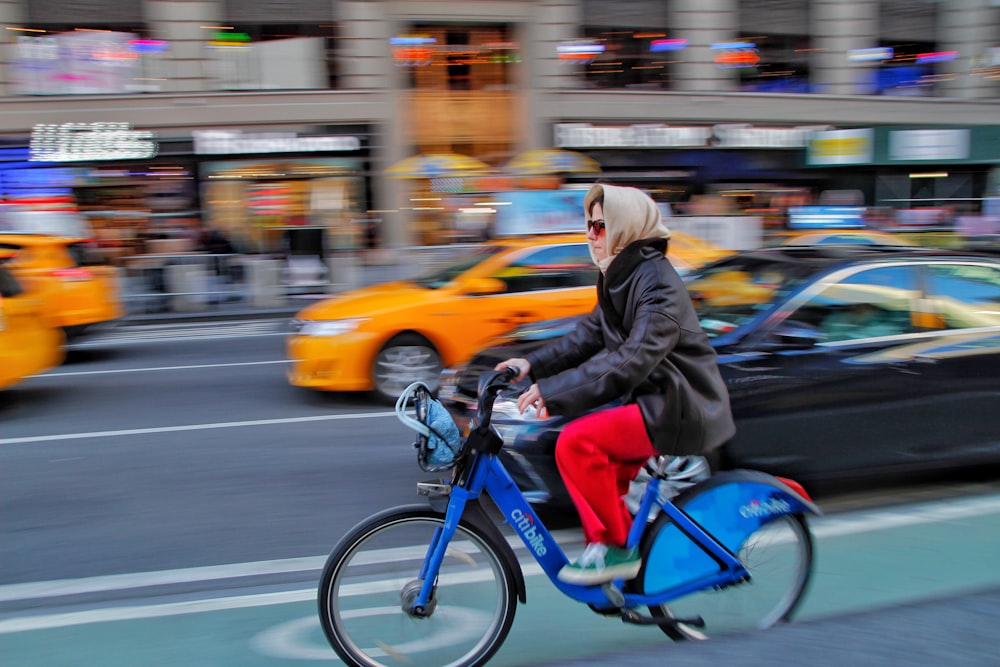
[472,365,520,438]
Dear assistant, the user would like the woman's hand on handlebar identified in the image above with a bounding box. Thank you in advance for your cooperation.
[494,358,530,382]
[516,383,548,418]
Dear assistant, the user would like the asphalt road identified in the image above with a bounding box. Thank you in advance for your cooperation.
[2,318,999,666]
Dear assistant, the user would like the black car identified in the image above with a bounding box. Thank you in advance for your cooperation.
[439,245,1000,508]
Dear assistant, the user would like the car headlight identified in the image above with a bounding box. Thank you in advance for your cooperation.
[295,318,368,337]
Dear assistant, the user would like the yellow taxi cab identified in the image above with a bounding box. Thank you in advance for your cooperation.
[778,229,916,247]
[287,231,731,402]
[0,233,123,339]
[0,265,64,391]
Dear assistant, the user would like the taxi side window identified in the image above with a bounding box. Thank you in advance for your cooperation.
[490,244,598,293]
[792,266,919,342]
[922,264,1000,330]
[0,267,23,298]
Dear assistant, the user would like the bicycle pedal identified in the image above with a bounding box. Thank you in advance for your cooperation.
[601,583,625,608]
[416,481,452,496]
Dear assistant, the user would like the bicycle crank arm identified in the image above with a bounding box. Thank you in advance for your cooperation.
[620,608,706,629]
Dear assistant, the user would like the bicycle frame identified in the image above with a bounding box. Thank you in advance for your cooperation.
[411,448,749,612]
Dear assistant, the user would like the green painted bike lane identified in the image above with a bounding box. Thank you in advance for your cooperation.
[3,495,999,666]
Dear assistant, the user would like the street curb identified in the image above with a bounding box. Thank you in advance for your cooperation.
[118,307,301,326]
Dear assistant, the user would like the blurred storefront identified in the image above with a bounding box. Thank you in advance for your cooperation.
[2,1,999,254]
[806,125,1000,243]
[0,123,372,262]
[554,121,834,232]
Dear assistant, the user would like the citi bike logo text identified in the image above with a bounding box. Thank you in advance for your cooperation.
[510,509,547,556]
[739,496,791,519]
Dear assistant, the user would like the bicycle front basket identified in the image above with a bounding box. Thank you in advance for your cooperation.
[395,382,463,471]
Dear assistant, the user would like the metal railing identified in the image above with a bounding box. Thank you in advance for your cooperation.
[115,246,478,316]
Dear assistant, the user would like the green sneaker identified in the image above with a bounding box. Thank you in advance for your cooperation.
[557,543,641,585]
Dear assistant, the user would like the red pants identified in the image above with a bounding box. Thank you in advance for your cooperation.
[555,403,657,547]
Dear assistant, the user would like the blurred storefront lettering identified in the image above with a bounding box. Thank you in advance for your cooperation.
[555,123,831,149]
[29,123,157,162]
[193,130,362,155]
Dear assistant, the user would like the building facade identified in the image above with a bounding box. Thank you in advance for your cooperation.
[1,0,998,253]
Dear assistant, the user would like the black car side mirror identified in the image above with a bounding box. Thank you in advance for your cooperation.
[762,322,824,351]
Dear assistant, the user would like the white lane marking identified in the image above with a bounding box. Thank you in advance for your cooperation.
[70,321,288,347]
[0,412,396,445]
[0,556,327,603]
[811,492,1000,539]
[0,565,549,635]
[248,616,334,661]
[1,535,559,604]
[1,493,997,634]
[40,360,290,378]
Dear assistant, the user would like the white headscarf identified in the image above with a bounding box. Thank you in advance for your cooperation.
[583,183,671,273]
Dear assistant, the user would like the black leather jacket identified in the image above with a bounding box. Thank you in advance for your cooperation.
[524,238,735,456]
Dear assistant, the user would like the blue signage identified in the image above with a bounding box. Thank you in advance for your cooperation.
[787,206,866,229]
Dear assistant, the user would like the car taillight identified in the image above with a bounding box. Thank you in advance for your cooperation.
[50,268,93,281]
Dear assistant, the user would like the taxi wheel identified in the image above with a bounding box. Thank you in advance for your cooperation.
[371,333,443,404]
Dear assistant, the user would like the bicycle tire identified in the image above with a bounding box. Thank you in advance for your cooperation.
[318,505,518,667]
[648,512,813,640]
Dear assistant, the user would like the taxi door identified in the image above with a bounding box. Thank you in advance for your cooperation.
[432,243,598,366]
[0,268,63,389]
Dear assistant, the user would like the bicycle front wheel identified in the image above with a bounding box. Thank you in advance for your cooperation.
[650,513,813,640]
[318,506,518,667]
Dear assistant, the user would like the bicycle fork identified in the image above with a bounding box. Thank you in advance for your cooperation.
[406,487,474,617]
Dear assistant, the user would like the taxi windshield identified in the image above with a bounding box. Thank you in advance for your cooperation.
[413,246,504,290]
[686,254,815,337]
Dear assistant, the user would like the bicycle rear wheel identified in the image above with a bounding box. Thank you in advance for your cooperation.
[649,513,813,639]
[318,506,518,667]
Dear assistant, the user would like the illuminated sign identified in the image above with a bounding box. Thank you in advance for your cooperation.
[848,47,893,62]
[807,128,874,165]
[889,129,969,161]
[29,123,157,162]
[555,123,831,149]
[192,129,362,155]
[650,39,687,52]
[557,41,605,63]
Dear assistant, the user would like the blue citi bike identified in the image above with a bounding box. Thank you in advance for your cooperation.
[318,367,821,667]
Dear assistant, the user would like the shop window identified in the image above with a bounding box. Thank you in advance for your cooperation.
[400,24,517,91]
[207,23,338,91]
[735,33,813,94]
[577,27,677,90]
[8,22,168,95]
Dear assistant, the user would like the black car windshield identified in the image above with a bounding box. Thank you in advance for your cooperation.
[685,253,817,337]
[412,246,505,289]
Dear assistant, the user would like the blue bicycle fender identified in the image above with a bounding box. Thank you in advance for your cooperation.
[641,469,820,596]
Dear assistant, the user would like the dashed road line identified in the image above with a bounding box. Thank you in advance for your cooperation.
[0,412,397,445]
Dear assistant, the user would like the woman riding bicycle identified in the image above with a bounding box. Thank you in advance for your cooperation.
[497,183,735,586]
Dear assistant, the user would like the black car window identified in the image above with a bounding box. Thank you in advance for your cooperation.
[792,265,919,342]
[922,263,1000,330]
[488,244,597,294]
[686,254,815,337]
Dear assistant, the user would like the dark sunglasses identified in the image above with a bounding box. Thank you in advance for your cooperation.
[586,218,606,234]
